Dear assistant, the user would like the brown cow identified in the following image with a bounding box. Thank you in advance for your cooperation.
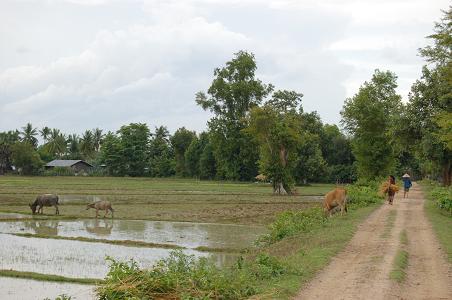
[29,194,59,215]
[86,200,114,218]
[323,187,348,217]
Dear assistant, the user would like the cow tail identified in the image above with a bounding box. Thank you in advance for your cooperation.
[345,197,348,212]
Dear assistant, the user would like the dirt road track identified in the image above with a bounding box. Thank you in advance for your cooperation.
[295,183,452,300]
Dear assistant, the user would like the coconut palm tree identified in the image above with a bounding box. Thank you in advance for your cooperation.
[47,129,67,158]
[40,126,51,143]
[93,128,104,152]
[67,134,80,159]
[80,130,95,159]
[20,123,38,148]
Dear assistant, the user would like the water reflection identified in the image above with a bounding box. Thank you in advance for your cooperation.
[84,219,113,237]
[0,219,267,249]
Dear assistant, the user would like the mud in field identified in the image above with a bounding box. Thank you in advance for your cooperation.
[0,277,95,300]
[0,219,266,249]
[0,234,236,279]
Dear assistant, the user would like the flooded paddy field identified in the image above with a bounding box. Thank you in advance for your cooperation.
[0,219,267,249]
[0,277,94,300]
[0,233,236,279]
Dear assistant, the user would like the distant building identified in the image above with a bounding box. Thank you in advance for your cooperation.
[45,160,93,173]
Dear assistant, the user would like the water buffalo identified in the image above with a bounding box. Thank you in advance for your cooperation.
[323,187,348,217]
[86,200,114,218]
[29,194,60,215]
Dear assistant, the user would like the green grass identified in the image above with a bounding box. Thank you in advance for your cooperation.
[0,269,101,285]
[421,183,452,262]
[380,210,397,238]
[389,249,409,283]
[252,203,381,298]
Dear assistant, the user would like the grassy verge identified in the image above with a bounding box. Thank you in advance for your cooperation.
[13,233,241,253]
[0,269,101,285]
[421,183,452,262]
[380,210,397,238]
[389,250,409,282]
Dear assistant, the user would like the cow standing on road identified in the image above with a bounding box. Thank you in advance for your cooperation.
[29,194,60,215]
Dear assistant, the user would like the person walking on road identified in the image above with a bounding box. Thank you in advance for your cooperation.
[387,175,397,205]
[402,173,412,198]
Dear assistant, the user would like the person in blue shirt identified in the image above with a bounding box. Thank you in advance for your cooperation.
[402,174,412,198]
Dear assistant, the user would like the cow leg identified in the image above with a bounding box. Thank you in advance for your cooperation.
[95,209,98,218]
[55,205,59,215]
[110,208,114,219]
[104,208,108,218]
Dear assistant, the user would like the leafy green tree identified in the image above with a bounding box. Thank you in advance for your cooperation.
[93,128,104,152]
[246,90,303,194]
[11,142,43,175]
[118,123,150,177]
[20,123,38,149]
[0,131,20,174]
[341,70,402,180]
[196,51,273,181]
[199,138,216,179]
[185,132,210,178]
[401,8,451,185]
[171,127,195,177]
[149,126,174,177]
[100,132,123,176]
[66,134,81,159]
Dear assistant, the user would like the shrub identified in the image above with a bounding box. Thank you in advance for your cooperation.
[42,167,76,176]
[347,184,382,208]
[431,186,452,215]
[97,251,286,300]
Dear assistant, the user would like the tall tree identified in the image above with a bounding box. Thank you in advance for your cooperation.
[118,123,150,177]
[171,127,195,177]
[11,142,43,175]
[196,51,272,180]
[0,131,20,174]
[246,90,303,194]
[40,126,51,143]
[149,126,174,177]
[20,123,38,148]
[93,128,104,152]
[341,70,402,180]
[45,129,67,158]
[80,130,95,159]
[100,132,123,176]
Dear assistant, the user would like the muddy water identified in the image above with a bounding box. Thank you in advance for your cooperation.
[0,277,94,300]
[0,233,235,279]
[0,219,267,249]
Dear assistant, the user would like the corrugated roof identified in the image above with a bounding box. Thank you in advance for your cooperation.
[45,160,93,167]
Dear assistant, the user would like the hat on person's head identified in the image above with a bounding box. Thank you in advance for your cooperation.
[402,173,410,178]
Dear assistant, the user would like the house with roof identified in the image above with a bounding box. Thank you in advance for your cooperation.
[45,160,93,173]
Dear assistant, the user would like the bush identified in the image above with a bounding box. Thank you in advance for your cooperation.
[42,167,76,176]
[346,184,382,208]
[97,251,286,300]
[431,186,452,215]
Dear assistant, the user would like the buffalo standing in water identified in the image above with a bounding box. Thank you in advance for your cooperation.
[29,194,60,215]
[86,200,114,218]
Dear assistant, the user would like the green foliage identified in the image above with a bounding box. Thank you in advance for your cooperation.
[171,127,196,177]
[148,126,175,177]
[100,132,123,176]
[196,51,272,181]
[262,208,327,243]
[98,250,286,300]
[341,70,402,180]
[431,186,452,215]
[44,295,72,300]
[117,123,150,177]
[346,184,383,208]
[20,123,38,148]
[0,130,19,174]
[11,142,43,175]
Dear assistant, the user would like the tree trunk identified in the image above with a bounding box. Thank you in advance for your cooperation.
[442,160,451,186]
[273,181,288,195]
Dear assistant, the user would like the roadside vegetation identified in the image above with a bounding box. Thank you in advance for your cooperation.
[421,181,452,262]
[97,183,382,299]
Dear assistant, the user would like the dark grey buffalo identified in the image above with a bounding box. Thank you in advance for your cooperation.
[29,194,60,215]
[86,200,114,218]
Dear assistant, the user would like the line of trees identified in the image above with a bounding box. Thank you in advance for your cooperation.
[0,8,450,190]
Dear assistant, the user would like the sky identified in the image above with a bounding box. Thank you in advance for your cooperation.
[0,0,449,135]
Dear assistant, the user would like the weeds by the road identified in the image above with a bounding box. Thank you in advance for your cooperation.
[381,210,397,238]
[389,249,409,282]
[421,182,452,262]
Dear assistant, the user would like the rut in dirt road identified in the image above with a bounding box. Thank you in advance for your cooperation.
[295,183,452,300]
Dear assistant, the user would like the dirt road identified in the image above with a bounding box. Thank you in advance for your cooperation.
[296,183,452,300]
